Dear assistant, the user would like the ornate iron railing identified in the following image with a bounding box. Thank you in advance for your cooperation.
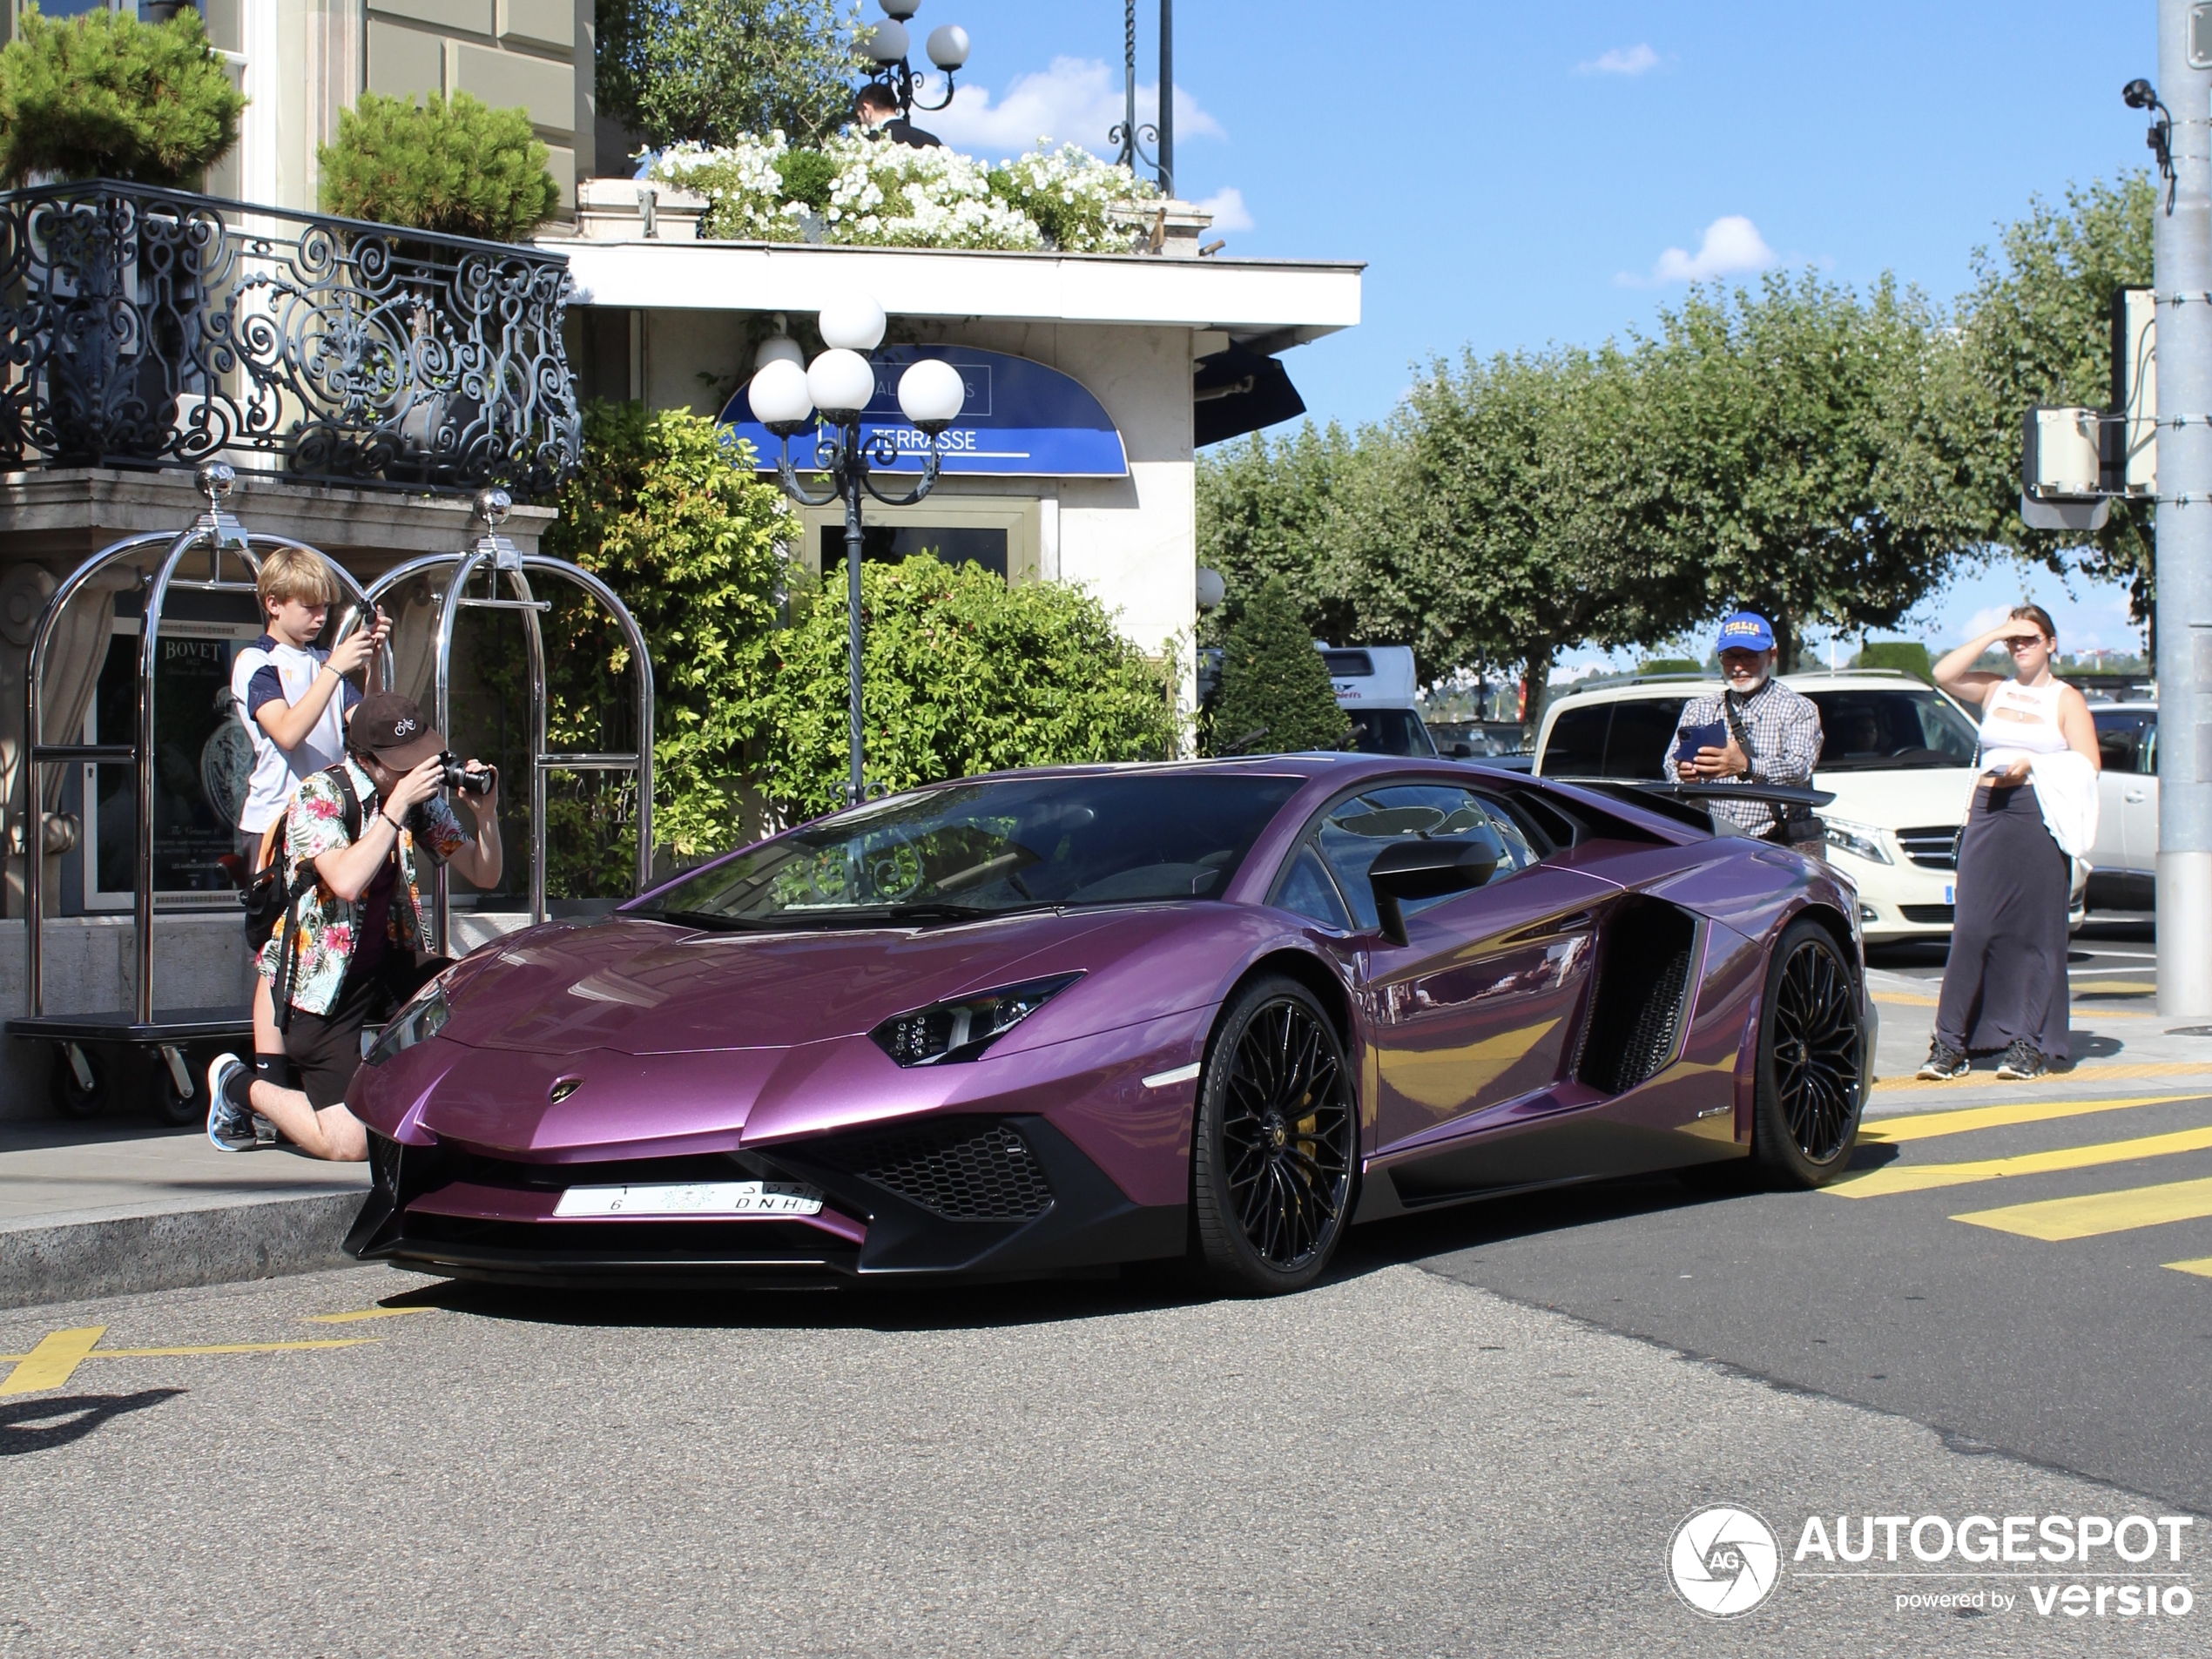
[0,181,579,496]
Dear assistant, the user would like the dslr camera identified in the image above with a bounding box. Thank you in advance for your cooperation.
[438,751,496,797]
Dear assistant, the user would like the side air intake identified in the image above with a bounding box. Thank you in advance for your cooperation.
[829,1119,1055,1222]
[1575,899,1698,1095]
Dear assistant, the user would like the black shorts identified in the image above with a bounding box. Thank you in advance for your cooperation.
[282,956,448,1110]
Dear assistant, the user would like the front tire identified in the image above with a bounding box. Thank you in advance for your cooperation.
[1191,976,1356,1295]
[1751,919,1865,1188]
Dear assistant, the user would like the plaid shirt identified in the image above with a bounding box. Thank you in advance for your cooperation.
[1661,678,1824,835]
[255,758,467,1015]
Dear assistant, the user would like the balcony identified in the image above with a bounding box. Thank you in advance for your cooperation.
[0,181,580,497]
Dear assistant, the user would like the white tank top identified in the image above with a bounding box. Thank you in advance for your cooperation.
[1978,678,2068,767]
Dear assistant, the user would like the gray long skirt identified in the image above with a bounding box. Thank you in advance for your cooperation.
[1934,779,2070,1062]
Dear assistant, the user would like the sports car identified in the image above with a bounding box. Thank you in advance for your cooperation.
[344,756,1872,1295]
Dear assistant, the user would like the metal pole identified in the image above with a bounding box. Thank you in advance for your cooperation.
[1118,0,1138,169]
[2159,0,2212,1017]
[845,433,867,806]
[1157,0,1174,198]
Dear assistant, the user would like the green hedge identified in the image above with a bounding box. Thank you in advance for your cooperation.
[317,91,558,241]
[0,3,243,187]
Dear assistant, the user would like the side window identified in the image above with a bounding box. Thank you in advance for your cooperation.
[1275,845,1353,932]
[1542,706,1610,775]
[2094,712,2146,775]
[1475,798,1538,872]
[1312,784,1512,931]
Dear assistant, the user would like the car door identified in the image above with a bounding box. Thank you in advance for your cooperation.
[1292,783,1615,1160]
[2092,711,2141,883]
[2124,721,2159,888]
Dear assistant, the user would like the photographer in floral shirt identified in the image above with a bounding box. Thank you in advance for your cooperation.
[206,693,501,1161]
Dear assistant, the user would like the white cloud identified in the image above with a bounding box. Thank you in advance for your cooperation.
[1577,44,1662,76]
[921,56,1224,158]
[1619,215,1778,286]
[1194,186,1254,233]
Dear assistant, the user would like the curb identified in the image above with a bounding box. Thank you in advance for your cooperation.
[0,1191,359,1311]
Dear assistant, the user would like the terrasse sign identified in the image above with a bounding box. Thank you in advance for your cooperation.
[718,345,1129,478]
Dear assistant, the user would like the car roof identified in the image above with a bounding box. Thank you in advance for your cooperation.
[1544,669,1939,709]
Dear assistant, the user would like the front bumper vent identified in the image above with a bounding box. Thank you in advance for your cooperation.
[835,1121,1054,1222]
[1895,826,1959,871]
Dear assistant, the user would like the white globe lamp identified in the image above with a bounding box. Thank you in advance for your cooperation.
[748,359,814,434]
[818,293,887,352]
[862,19,908,64]
[754,334,806,372]
[926,25,969,71]
[807,348,878,421]
[896,358,966,433]
[879,0,921,17]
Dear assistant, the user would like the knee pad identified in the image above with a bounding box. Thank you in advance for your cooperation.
[254,1052,296,1091]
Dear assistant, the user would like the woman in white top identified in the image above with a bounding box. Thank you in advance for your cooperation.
[1920,604,2101,1081]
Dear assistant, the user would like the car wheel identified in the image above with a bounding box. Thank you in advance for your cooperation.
[1751,919,1865,1188]
[1191,975,1357,1295]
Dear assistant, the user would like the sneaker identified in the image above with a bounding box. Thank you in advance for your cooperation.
[1996,1040,2049,1082]
[1916,1041,1970,1081]
[205,1053,256,1151]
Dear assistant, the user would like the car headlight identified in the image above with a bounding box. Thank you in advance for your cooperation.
[363,980,450,1068]
[1823,818,1892,865]
[870,974,1082,1067]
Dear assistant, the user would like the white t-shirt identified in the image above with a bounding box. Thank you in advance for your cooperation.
[230,633,361,833]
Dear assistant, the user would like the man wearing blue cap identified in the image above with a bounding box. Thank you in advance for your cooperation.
[1661,610,1823,839]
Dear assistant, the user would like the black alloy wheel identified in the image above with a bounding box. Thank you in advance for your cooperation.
[1752,918,1865,1187]
[1191,975,1357,1294]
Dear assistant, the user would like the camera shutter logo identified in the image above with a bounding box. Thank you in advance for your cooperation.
[1669,1506,1781,1618]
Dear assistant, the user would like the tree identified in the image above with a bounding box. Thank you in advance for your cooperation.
[1208,576,1349,755]
[759,556,1178,820]
[541,401,791,878]
[597,0,867,152]
[0,2,243,187]
[1194,421,1363,648]
[1636,270,1992,669]
[1960,171,2155,617]
[318,92,559,241]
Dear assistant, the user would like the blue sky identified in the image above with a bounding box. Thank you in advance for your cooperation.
[901,0,2149,658]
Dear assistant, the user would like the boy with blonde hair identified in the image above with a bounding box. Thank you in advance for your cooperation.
[206,545,387,1150]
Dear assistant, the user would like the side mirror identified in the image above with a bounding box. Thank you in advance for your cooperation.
[1367,829,1504,946]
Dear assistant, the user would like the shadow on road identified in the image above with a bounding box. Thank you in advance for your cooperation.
[0,1389,181,1457]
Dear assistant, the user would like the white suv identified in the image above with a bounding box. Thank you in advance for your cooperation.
[1533,670,2088,943]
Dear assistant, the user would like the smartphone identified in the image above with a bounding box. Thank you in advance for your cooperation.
[1672,719,1729,765]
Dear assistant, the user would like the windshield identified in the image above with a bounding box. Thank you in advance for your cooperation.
[630,773,1305,929]
[1345,708,1437,757]
[1804,689,1978,771]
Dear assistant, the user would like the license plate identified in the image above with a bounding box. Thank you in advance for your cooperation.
[1944,885,1955,905]
[552,1181,825,1218]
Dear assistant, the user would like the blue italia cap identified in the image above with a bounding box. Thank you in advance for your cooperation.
[1714,611,1777,653]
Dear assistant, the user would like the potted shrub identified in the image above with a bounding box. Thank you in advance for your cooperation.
[0,3,246,462]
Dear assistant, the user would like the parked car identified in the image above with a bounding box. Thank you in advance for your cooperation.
[343,757,1871,1293]
[2089,702,2157,911]
[1318,644,1442,758]
[1532,670,2088,942]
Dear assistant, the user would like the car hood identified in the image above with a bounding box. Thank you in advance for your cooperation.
[438,908,1143,1056]
[1812,765,1979,829]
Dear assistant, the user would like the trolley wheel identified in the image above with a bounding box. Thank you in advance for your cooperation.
[147,1044,205,1130]
[47,1042,105,1119]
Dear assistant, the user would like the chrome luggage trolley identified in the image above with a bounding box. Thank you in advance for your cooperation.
[7,465,388,1123]
[365,489,654,953]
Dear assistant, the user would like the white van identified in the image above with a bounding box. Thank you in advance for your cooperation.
[1316,644,1443,758]
[1532,669,2088,943]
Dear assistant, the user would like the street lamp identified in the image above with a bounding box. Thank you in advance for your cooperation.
[751,297,967,806]
[860,0,971,121]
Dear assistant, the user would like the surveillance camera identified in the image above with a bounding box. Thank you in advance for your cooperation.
[2123,78,2159,111]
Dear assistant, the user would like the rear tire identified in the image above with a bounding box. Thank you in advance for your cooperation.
[1750,919,1865,1188]
[1190,976,1356,1295]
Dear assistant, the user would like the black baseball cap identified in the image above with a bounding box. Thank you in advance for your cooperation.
[351,691,443,768]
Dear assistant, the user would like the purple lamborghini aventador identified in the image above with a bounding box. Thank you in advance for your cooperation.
[344,757,1871,1295]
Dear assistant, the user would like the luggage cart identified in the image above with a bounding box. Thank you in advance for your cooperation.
[364,488,653,954]
[7,465,388,1123]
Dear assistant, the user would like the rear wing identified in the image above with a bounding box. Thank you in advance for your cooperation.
[1548,778,1835,836]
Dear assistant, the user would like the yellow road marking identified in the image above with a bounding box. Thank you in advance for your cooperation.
[1875,993,1939,1008]
[2168,1257,2212,1279]
[304,1306,434,1325]
[1875,1061,2212,1095]
[0,1327,105,1395]
[1954,1175,2212,1241]
[1830,1125,2212,1198]
[1860,1094,2196,1144]
[2072,980,2155,995]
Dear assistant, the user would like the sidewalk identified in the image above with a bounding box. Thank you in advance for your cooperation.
[0,1120,367,1310]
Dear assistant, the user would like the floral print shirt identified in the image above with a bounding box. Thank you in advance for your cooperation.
[256,757,467,1015]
